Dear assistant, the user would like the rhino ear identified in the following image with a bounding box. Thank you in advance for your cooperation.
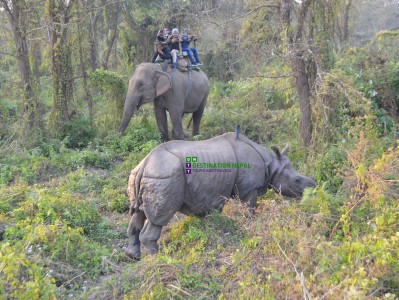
[281,144,289,156]
[155,70,171,97]
[271,146,282,160]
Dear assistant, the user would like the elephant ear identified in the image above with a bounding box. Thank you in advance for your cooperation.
[155,70,171,97]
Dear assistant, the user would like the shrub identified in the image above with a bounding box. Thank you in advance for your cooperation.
[63,116,97,149]
[0,185,120,299]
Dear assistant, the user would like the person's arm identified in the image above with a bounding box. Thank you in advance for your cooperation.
[178,35,183,57]
[156,29,163,41]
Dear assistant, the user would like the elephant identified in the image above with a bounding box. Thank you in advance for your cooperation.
[118,63,210,141]
[124,132,316,260]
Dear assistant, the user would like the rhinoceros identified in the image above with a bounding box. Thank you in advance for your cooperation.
[125,132,316,259]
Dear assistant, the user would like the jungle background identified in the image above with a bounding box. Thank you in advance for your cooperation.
[1,0,399,299]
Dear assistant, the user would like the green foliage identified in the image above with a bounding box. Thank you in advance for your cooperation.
[62,116,97,149]
[2,10,399,299]
[0,247,58,300]
[89,69,127,134]
[119,29,136,66]
[0,184,119,299]
[203,45,238,81]
[301,186,334,217]
[314,146,347,192]
[102,115,160,154]
[203,76,294,145]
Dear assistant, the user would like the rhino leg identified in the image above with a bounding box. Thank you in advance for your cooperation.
[243,189,258,217]
[139,221,163,255]
[126,210,146,260]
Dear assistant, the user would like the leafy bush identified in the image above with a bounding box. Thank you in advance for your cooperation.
[63,116,97,149]
[314,146,347,192]
[89,69,127,134]
[0,185,118,299]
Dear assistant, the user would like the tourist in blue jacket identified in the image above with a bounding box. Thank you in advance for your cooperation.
[180,30,203,66]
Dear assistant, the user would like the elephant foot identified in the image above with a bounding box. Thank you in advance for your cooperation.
[125,245,141,261]
[160,134,169,142]
[146,246,158,255]
[142,241,159,255]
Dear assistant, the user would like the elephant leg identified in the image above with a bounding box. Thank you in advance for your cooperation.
[154,103,169,142]
[169,110,185,140]
[126,210,146,260]
[192,96,207,136]
[139,221,163,255]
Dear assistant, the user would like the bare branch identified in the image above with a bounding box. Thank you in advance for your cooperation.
[273,236,311,300]
[212,4,279,27]
[0,50,17,58]
[25,25,48,36]
[0,0,11,15]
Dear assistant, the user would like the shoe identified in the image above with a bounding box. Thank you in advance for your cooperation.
[190,63,198,67]
[196,62,203,66]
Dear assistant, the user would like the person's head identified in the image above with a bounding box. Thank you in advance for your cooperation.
[171,28,179,35]
[163,28,169,34]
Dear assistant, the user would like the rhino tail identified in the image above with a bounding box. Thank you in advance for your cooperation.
[133,155,152,211]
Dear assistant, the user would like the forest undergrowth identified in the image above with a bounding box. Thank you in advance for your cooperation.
[1,33,399,299]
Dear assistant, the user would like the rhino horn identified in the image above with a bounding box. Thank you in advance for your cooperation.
[281,144,289,156]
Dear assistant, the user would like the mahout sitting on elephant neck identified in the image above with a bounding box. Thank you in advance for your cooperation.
[124,132,316,260]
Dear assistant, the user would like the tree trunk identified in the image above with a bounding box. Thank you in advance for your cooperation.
[47,0,75,131]
[85,0,100,71]
[77,4,94,123]
[292,55,312,146]
[1,0,39,132]
[342,0,352,42]
[280,0,313,146]
[102,2,120,70]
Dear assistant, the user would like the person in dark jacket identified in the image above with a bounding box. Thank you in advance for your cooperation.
[151,28,171,63]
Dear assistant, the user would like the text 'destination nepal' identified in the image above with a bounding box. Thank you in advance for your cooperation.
[185,156,251,174]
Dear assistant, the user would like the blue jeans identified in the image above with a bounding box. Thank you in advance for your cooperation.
[183,48,201,64]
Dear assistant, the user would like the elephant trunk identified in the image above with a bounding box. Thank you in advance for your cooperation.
[118,91,140,133]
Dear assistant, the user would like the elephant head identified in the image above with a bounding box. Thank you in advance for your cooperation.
[269,145,316,198]
[118,64,171,133]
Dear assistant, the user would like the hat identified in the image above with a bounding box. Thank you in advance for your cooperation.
[171,28,179,34]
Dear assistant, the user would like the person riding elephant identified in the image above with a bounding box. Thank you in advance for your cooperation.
[151,28,171,63]
[118,63,210,141]
[180,30,202,66]
[167,28,182,69]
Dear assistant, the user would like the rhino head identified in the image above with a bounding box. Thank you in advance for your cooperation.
[269,145,316,198]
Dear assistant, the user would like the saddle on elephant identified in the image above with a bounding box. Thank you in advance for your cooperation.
[154,56,201,73]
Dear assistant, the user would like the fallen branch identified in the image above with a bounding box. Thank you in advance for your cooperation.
[273,236,311,300]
